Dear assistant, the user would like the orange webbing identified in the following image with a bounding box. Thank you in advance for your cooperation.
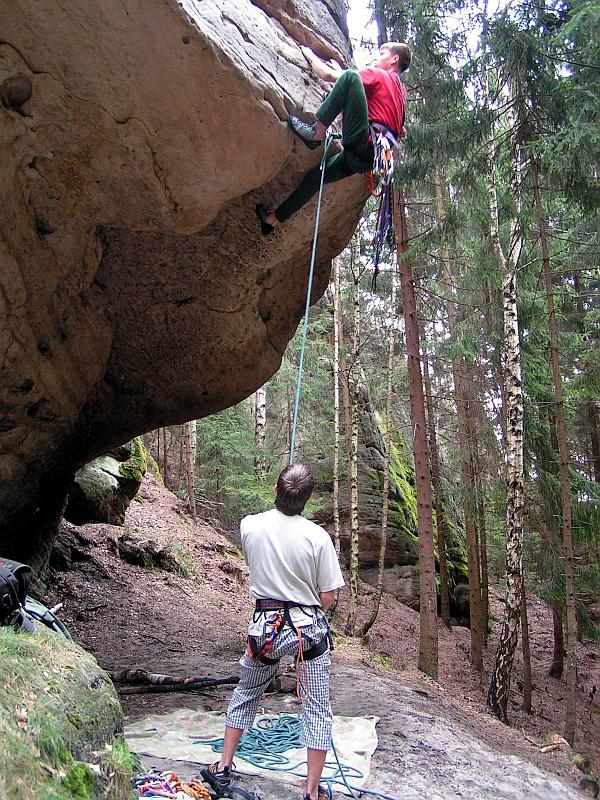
[161,773,211,799]
[365,170,377,197]
[295,627,312,701]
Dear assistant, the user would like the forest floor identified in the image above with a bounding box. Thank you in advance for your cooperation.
[44,475,600,799]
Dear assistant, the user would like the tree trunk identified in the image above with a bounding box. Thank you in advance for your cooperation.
[549,600,565,678]
[531,157,577,745]
[184,421,197,519]
[361,265,398,637]
[434,168,483,669]
[395,189,438,679]
[333,256,342,557]
[162,427,169,490]
[476,463,489,645]
[588,400,600,484]
[521,582,532,713]
[254,385,267,477]
[345,237,361,637]
[486,145,525,722]
[422,327,451,628]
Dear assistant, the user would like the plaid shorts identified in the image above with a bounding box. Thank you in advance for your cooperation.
[226,615,332,751]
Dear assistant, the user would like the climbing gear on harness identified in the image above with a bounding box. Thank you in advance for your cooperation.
[255,204,274,237]
[289,131,341,464]
[247,600,331,699]
[367,123,404,289]
[288,116,322,150]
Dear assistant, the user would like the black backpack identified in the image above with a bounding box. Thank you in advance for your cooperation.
[0,557,33,628]
[0,557,71,637]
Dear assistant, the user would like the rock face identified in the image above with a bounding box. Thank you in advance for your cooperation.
[0,0,367,563]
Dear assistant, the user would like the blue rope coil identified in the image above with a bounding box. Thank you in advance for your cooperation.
[192,713,400,797]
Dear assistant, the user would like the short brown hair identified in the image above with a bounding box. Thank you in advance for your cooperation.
[275,464,314,516]
[383,42,411,73]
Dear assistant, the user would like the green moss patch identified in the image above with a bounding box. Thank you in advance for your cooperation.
[119,437,148,485]
[0,628,135,800]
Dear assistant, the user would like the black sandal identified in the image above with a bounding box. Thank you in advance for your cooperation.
[303,784,331,800]
[200,761,232,793]
[256,204,274,236]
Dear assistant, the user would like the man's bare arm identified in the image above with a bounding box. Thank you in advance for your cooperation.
[320,589,337,610]
[300,45,345,82]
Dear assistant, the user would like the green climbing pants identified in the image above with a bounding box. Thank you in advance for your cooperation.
[275,70,374,223]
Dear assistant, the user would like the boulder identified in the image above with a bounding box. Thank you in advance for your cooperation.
[0,0,367,565]
[64,438,146,525]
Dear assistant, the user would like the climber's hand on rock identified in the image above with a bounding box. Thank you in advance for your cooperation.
[326,58,344,72]
[300,45,316,64]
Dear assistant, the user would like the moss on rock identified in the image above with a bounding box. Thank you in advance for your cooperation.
[119,437,148,485]
[0,628,135,800]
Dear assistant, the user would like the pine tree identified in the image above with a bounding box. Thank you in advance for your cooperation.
[395,189,438,679]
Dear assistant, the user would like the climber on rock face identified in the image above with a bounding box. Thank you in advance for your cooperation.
[256,42,410,235]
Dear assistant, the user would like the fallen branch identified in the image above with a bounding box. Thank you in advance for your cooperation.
[109,669,238,686]
[117,676,239,695]
[521,727,543,747]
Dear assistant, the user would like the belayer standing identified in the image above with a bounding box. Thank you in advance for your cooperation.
[257,42,411,235]
[201,464,344,800]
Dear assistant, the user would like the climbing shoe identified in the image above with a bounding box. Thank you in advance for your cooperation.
[200,762,232,794]
[288,116,322,150]
[255,204,274,236]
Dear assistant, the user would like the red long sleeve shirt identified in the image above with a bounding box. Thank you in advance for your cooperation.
[359,67,407,136]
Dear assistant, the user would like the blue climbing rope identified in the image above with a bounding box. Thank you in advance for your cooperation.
[194,714,402,800]
[289,132,340,465]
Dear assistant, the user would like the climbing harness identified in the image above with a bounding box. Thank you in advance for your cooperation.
[247,599,330,700]
[289,131,341,465]
[367,123,404,289]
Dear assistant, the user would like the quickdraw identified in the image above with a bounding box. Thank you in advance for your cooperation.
[366,123,404,289]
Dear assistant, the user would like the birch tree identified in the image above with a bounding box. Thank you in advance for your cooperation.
[254,385,267,477]
[345,236,362,637]
[486,120,525,722]
[184,420,197,519]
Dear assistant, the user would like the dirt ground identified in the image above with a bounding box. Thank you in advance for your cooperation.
[44,475,599,798]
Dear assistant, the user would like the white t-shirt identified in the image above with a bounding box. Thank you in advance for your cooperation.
[241,508,344,630]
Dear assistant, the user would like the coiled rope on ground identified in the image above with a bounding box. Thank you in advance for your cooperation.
[194,714,401,800]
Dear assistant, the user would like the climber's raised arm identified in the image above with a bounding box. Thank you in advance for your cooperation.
[300,45,344,82]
